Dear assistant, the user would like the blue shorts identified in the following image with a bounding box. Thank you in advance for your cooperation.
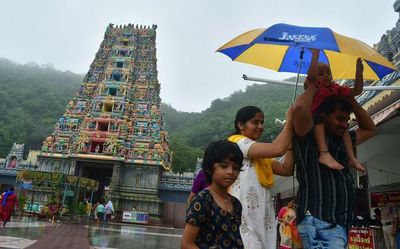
[297,215,348,249]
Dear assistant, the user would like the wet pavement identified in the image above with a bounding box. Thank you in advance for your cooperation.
[89,223,182,249]
[0,217,182,249]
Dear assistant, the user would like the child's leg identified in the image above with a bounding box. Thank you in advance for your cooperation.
[315,123,344,170]
[343,131,365,172]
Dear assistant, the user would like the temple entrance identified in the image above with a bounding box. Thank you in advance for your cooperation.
[75,161,113,201]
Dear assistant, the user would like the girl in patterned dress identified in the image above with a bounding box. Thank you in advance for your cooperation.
[228,106,295,249]
[182,140,244,249]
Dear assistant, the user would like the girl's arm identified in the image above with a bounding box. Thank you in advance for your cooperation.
[271,145,295,176]
[181,223,200,249]
[186,192,195,206]
[247,108,293,159]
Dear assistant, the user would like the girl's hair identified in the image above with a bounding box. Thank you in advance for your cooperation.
[234,106,263,134]
[202,140,243,184]
[287,200,297,209]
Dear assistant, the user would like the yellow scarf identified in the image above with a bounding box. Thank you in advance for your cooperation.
[228,135,274,188]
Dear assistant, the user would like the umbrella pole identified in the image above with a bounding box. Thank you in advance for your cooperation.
[291,47,305,102]
[291,47,305,198]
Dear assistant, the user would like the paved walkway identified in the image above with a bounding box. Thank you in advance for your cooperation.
[26,224,90,249]
[0,219,182,248]
[0,236,36,249]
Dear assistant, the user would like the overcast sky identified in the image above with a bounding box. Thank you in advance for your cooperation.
[1,0,398,112]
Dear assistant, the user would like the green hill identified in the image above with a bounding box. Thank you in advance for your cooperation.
[161,81,302,172]
[0,58,302,173]
[0,58,82,157]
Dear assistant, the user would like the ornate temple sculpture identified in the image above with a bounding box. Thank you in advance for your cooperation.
[36,23,172,221]
[374,0,400,68]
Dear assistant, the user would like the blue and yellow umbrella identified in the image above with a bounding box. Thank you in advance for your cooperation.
[217,23,396,80]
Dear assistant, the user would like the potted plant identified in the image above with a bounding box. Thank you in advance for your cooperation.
[17,194,26,216]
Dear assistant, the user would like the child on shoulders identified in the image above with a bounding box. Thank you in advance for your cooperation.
[305,48,365,172]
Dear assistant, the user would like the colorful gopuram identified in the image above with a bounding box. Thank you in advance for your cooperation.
[36,23,171,221]
[374,0,400,68]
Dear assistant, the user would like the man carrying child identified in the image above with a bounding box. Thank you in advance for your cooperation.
[292,50,376,248]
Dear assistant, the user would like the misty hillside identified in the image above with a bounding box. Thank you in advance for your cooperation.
[0,58,83,157]
[0,58,301,172]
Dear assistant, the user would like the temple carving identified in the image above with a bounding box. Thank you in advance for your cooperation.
[36,23,171,221]
[374,0,400,68]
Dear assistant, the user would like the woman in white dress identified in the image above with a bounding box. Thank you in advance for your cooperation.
[228,106,294,249]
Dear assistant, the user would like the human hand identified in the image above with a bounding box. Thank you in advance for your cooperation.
[355,163,366,173]
[346,96,358,106]
[285,106,294,124]
[310,48,320,55]
[356,58,364,73]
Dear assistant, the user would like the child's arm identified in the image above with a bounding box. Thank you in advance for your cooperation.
[181,223,200,249]
[352,58,364,96]
[304,49,320,89]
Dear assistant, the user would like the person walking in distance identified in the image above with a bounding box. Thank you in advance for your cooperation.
[0,187,18,227]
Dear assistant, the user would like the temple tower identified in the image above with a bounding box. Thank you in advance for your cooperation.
[374,0,400,68]
[37,23,171,221]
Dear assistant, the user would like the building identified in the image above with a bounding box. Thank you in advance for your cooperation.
[357,0,400,212]
[0,141,195,227]
[32,23,172,222]
[0,144,29,192]
[159,158,202,227]
[0,23,196,225]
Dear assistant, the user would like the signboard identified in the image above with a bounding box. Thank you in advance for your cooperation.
[24,203,43,213]
[370,191,400,207]
[348,227,374,249]
[21,181,32,190]
[122,210,149,224]
[65,190,74,197]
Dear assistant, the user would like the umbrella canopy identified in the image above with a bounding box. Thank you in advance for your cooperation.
[217,23,396,80]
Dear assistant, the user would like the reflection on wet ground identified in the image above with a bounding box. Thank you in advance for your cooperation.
[0,217,182,249]
[89,223,182,249]
[0,217,54,240]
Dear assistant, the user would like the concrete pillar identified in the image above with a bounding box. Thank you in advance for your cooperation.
[110,163,120,192]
